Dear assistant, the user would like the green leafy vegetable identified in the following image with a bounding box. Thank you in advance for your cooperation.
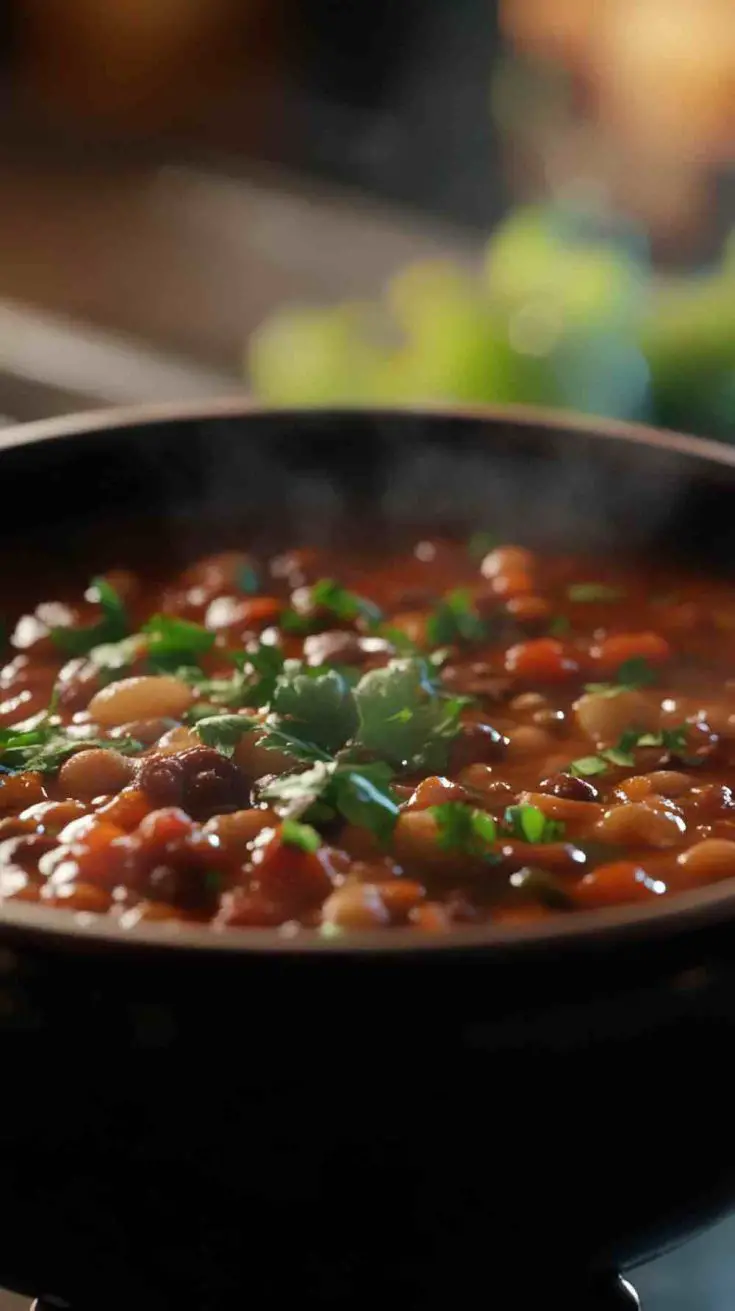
[257,721,333,763]
[282,578,382,632]
[547,615,571,637]
[353,657,463,771]
[567,583,626,603]
[586,656,657,696]
[273,667,357,753]
[426,588,488,646]
[195,714,256,758]
[569,755,609,777]
[236,562,261,595]
[430,801,500,861]
[0,724,141,775]
[281,819,321,853]
[260,758,399,843]
[467,531,498,562]
[51,576,129,656]
[143,614,215,670]
[503,803,565,844]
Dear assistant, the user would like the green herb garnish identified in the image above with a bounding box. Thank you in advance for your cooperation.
[353,657,464,772]
[585,656,657,696]
[548,615,571,637]
[236,562,261,595]
[281,578,382,633]
[503,803,565,844]
[195,714,255,758]
[569,755,609,778]
[467,531,498,562]
[569,724,691,777]
[281,819,321,853]
[0,724,141,775]
[143,614,215,671]
[51,577,129,656]
[567,583,626,603]
[261,758,399,844]
[430,801,500,861]
[426,589,488,646]
[272,667,358,753]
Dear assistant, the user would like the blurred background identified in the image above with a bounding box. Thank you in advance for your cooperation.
[0,0,730,434]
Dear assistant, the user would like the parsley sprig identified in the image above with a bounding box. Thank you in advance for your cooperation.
[570,724,692,777]
[429,800,566,862]
[281,579,382,634]
[51,577,129,656]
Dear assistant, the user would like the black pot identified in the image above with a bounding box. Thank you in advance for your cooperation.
[2,403,735,1311]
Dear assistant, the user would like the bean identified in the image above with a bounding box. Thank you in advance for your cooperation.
[510,692,548,712]
[203,808,279,854]
[111,718,178,747]
[517,789,604,826]
[506,595,552,623]
[539,772,600,803]
[506,725,554,759]
[20,799,88,832]
[155,726,201,756]
[138,747,246,819]
[595,802,686,848]
[58,748,134,801]
[89,675,194,728]
[623,770,691,800]
[41,880,111,913]
[321,882,421,930]
[95,787,151,830]
[677,840,735,883]
[393,811,478,874]
[480,546,534,578]
[688,783,735,820]
[505,638,579,682]
[572,861,668,908]
[448,722,509,772]
[0,772,46,812]
[233,727,296,781]
[457,765,515,807]
[405,776,469,811]
[574,688,659,746]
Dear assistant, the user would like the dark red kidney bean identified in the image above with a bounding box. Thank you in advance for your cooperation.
[441,663,513,701]
[448,723,509,773]
[138,747,246,820]
[539,773,601,803]
[688,783,735,820]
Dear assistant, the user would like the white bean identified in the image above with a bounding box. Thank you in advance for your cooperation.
[88,675,194,728]
[575,689,659,746]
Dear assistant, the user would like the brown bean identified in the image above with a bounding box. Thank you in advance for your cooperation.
[595,802,686,848]
[448,722,509,773]
[0,772,46,812]
[539,772,600,803]
[405,776,469,811]
[677,840,735,883]
[203,808,278,853]
[58,748,134,802]
[574,689,660,746]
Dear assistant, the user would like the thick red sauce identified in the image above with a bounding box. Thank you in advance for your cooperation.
[1,538,735,934]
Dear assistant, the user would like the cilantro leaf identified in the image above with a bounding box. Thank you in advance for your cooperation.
[273,667,357,753]
[256,721,333,763]
[143,614,215,671]
[282,578,382,633]
[195,714,256,758]
[0,725,141,775]
[281,819,321,853]
[567,583,626,603]
[51,576,129,656]
[259,760,335,816]
[236,562,261,595]
[467,531,498,562]
[569,755,609,777]
[353,658,463,772]
[430,801,500,862]
[329,762,399,844]
[548,615,571,637]
[503,804,565,844]
[426,589,488,646]
[585,656,657,697]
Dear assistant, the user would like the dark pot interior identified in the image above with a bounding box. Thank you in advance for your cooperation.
[2,405,735,1309]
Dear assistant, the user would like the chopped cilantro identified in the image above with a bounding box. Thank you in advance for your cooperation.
[282,578,382,633]
[0,723,141,775]
[353,657,463,772]
[569,755,609,777]
[281,819,321,853]
[51,576,129,656]
[430,802,500,862]
[195,714,256,758]
[143,614,215,670]
[503,804,565,844]
[547,615,571,637]
[261,758,399,843]
[272,667,357,753]
[586,656,657,696]
[567,583,626,603]
[426,589,488,646]
[236,562,261,595]
[467,531,498,562]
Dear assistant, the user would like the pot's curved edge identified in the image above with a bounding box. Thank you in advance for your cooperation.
[3,398,735,958]
[2,398,735,472]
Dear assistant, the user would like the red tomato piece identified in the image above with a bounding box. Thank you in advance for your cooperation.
[504,637,580,682]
